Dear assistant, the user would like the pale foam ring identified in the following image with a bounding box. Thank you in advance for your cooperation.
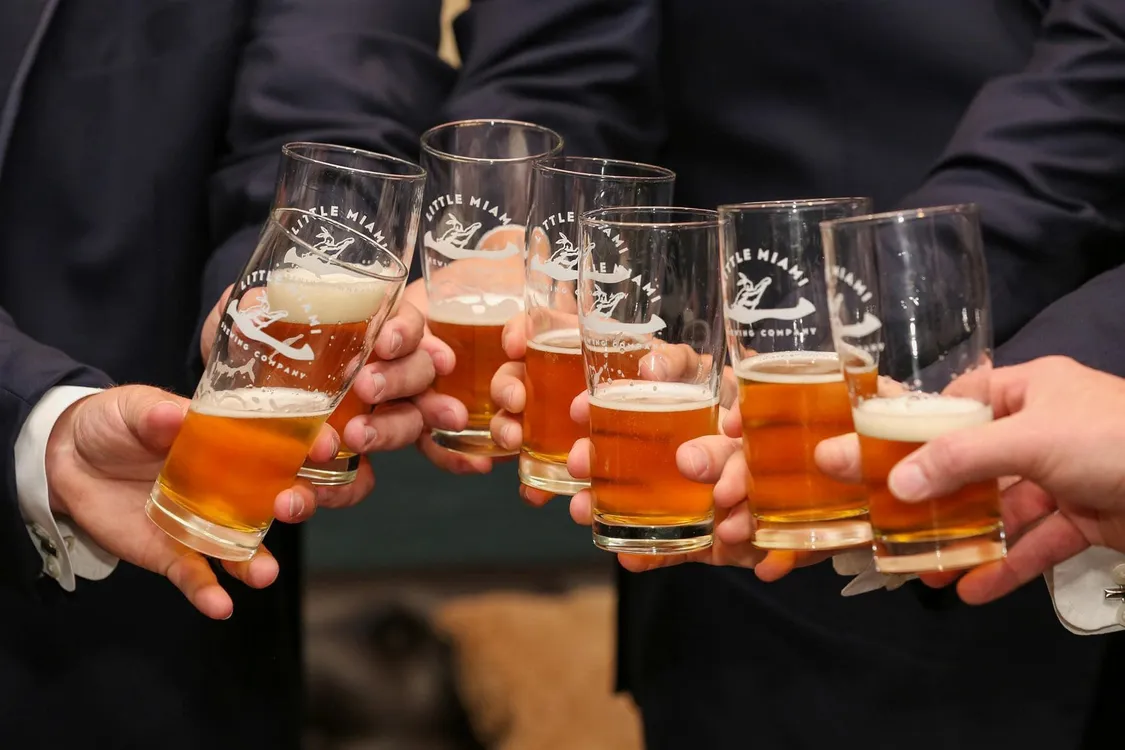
[427,294,524,327]
[193,387,335,418]
[529,328,582,354]
[266,267,391,324]
[590,380,719,413]
[852,394,992,443]
[736,351,843,385]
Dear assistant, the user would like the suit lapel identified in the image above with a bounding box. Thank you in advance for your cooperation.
[0,0,60,180]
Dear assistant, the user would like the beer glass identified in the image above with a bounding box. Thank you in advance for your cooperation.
[522,157,675,494]
[420,119,563,455]
[578,207,725,553]
[718,199,873,550]
[147,208,407,560]
[272,143,426,485]
[822,204,1005,574]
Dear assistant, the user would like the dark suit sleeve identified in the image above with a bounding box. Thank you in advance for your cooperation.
[0,307,111,590]
[899,0,1125,344]
[995,264,1125,372]
[445,0,664,160]
[197,0,455,365]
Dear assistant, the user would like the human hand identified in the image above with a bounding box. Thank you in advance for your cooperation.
[45,385,342,620]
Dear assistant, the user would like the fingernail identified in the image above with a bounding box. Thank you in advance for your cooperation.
[889,462,928,501]
[438,408,459,430]
[222,612,234,621]
[389,330,403,356]
[684,446,707,477]
[369,372,387,400]
[432,350,451,372]
[364,426,378,446]
[501,423,518,448]
[287,491,305,520]
[501,330,510,352]
[646,356,669,381]
[502,385,516,408]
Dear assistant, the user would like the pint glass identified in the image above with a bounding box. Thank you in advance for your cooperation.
[147,208,407,560]
[522,157,675,494]
[822,204,1005,574]
[271,143,426,485]
[578,207,725,553]
[719,199,873,550]
[420,120,563,455]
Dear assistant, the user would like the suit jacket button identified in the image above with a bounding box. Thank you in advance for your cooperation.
[45,557,61,580]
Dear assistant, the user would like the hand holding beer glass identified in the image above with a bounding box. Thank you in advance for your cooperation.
[821,204,1006,574]
[719,199,874,550]
[496,157,675,495]
[148,208,407,561]
[576,207,725,553]
[269,143,427,486]
[419,119,563,456]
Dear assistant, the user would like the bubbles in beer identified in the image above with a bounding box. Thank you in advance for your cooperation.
[266,267,392,325]
[852,394,992,443]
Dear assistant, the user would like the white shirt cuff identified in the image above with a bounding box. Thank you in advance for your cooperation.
[1046,547,1125,635]
[14,385,119,592]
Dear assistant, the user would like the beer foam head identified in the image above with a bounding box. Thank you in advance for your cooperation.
[736,351,843,384]
[194,387,335,417]
[529,327,583,353]
[428,294,524,326]
[266,267,391,324]
[853,394,992,443]
[590,380,719,412]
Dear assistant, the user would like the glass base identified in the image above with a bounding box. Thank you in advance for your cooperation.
[519,451,587,496]
[592,514,713,555]
[146,488,266,562]
[297,453,361,486]
[873,525,1006,574]
[752,516,873,551]
[431,428,519,457]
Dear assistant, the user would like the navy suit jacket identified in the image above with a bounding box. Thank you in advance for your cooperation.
[443,1,1125,748]
[0,1,451,747]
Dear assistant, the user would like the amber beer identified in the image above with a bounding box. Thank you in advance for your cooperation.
[853,394,1005,573]
[737,351,871,549]
[588,381,718,551]
[152,388,333,540]
[428,295,522,445]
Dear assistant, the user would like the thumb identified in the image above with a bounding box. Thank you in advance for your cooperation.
[887,415,1043,502]
[112,385,189,454]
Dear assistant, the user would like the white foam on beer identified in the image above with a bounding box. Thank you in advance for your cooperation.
[852,394,992,443]
[529,328,582,354]
[192,387,335,417]
[590,380,719,412]
[735,351,843,384]
[428,294,523,326]
[266,267,391,324]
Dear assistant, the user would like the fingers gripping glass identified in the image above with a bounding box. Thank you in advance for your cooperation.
[271,143,426,486]
[420,119,564,456]
[147,208,407,561]
[522,157,675,495]
[822,204,1006,574]
[578,207,725,554]
[719,198,874,551]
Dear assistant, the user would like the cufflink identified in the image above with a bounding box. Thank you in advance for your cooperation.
[30,524,58,558]
[1113,563,1125,586]
[1106,586,1125,601]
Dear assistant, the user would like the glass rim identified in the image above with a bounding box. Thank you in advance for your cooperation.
[533,155,675,182]
[420,119,565,164]
[718,197,872,215]
[579,206,722,229]
[820,203,979,230]
[270,207,408,282]
[281,142,426,181]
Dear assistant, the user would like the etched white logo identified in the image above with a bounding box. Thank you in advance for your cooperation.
[226,297,315,361]
[580,237,664,335]
[529,230,580,280]
[724,273,817,325]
